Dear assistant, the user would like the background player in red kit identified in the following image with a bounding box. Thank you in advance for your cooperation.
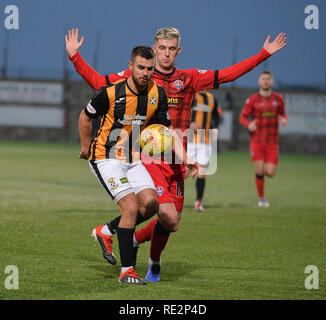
[66,27,286,281]
[239,70,287,207]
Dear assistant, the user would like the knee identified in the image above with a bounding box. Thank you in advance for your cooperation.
[159,210,179,232]
[143,197,159,219]
[124,203,139,219]
[264,170,275,178]
[169,219,180,232]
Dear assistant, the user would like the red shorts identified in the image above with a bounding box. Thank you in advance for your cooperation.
[143,162,186,213]
[250,142,279,165]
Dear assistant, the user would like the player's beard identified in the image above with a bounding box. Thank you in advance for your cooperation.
[132,73,148,92]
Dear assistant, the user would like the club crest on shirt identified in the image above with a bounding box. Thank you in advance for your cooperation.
[150,97,157,105]
[273,100,278,107]
[173,80,184,90]
[117,71,125,76]
[156,186,165,196]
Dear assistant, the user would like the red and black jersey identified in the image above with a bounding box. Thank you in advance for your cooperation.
[239,92,286,144]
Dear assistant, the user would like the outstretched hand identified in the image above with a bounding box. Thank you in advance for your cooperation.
[65,28,85,57]
[263,32,286,55]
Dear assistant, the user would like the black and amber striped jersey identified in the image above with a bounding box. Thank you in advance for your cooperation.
[84,79,171,162]
[190,91,221,144]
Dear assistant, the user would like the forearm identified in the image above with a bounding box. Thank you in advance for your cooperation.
[218,48,271,84]
[79,110,92,152]
[239,114,250,127]
[69,52,107,90]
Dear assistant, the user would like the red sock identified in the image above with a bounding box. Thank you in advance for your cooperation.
[134,218,158,244]
[150,220,170,262]
[255,174,264,199]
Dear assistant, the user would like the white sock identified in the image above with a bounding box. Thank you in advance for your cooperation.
[121,266,133,274]
[101,224,112,236]
[148,257,160,266]
[133,234,139,247]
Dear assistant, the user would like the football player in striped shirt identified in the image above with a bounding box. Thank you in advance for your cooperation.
[79,46,197,285]
[239,70,287,207]
[66,27,286,282]
[187,90,222,212]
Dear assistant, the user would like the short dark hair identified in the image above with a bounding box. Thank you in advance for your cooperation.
[260,69,273,77]
[131,46,154,62]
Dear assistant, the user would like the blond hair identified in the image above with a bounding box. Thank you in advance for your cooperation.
[154,27,181,46]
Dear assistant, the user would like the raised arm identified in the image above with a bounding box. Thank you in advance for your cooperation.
[218,33,286,84]
[65,28,107,90]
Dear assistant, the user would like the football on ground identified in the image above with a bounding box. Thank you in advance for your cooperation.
[140,123,173,157]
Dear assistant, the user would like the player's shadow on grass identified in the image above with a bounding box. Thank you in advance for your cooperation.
[156,261,196,282]
[81,256,195,283]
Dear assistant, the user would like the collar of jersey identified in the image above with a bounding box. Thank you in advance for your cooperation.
[125,78,148,96]
[154,67,176,77]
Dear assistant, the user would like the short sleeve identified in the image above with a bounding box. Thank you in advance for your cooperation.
[84,87,110,119]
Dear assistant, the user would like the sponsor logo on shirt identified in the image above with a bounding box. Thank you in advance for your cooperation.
[173,80,184,90]
[262,112,277,117]
[117,114,147,125]
[167,97,179,107]
[193,104,211,112]
[168,97,179,104]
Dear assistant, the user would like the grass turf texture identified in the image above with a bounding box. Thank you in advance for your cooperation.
[0,141,325,300]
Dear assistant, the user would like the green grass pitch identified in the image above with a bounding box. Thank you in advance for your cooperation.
[0,141,325,300]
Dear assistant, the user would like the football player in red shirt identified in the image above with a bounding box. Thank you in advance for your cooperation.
[66,27,286,281]
[239,70,287,207]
